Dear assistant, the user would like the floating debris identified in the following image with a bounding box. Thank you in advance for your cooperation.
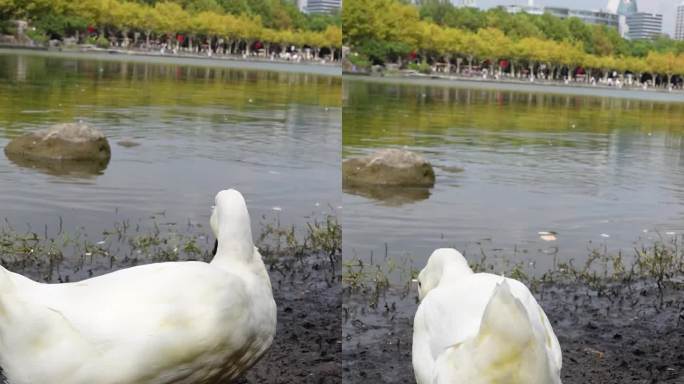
[666,231,676,236]
[116,140,141,148]
[272,207,282,212]
[538,231,557,241]
[96,241,106,245]
[601,233,610,238]
[583,347,605,360]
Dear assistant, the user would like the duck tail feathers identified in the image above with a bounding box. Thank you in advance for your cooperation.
[478,279,534,345]
[0,265,12,292]
[476,280,560,383]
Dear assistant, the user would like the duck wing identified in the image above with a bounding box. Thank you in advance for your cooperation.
[0,262,269,384]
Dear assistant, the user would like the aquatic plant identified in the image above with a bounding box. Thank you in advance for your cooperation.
[0,213,340,284]
[343,236,684,308]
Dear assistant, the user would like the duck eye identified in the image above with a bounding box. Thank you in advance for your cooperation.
[418,281,422,288]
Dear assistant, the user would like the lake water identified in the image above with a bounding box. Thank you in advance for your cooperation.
[0,52,341,254]
[343,78,684,279]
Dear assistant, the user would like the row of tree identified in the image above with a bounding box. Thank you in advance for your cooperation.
[1,0,342,59]
[416,1,684,58]
[343,0,684,85]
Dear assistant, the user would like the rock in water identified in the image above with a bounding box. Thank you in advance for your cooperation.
[343,149,435,187]
[4,122,111,162]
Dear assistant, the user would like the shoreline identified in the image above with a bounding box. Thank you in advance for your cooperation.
[0,216,342,383]
[343,72,684,103]
[0,46,342,76]
[343,276,684,383]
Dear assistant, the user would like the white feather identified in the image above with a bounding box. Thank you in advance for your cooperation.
[412,248,562,384]
[0,189,276,384]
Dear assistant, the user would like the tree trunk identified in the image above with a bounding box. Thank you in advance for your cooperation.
[529,62,534,79]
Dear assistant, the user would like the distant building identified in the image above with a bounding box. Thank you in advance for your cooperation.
[676,1,684,40]
[305,0,340,14]
[500,5,620,31]
[545,7,621,29]
[607,0,638,16]
[626,12,663,40]
[297,0,307,12]
[500,5,544,16]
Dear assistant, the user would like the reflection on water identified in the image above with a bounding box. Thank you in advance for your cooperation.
[0,52,341,249]
[342,184,431,206]
[4,152,110,177]
[343,79,684,278]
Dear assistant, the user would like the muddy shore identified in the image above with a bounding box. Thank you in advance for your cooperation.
[239,251,341,383]
[342,278,684,383]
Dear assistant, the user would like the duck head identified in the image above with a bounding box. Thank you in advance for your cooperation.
[416,248,473,301]
[210,189,256,265]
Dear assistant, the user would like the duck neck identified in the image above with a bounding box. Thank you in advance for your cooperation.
[213,240,253,264]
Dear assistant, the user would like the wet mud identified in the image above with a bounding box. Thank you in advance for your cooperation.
[239,252,341,383]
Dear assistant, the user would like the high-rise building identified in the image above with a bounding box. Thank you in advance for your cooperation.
[626,12,663,40]
[305,0,340,13]
[606,0,638,16]
[676,1,684,40]
[297,0,307,12]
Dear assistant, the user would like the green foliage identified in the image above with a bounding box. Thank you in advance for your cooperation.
[407,61,431,74]
[346,52,371,70]
[85,35,109,47]
[345,0,684,79]
[0,19,15,35]
[356,38,411,64]
[305,10,341,31]
[34,13,88,38]
[1,0,341,51]
[417,2,684,58]
[95,35,110,48]
[24,27,48,44]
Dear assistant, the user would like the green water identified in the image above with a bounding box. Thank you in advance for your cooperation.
[0,52,341,264]
[343,78,684,277]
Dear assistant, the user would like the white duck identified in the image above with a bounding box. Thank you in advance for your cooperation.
[0,189,276,384]
[412,249,562,384]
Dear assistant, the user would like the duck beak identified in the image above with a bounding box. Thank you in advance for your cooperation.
[212,239,218,256]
